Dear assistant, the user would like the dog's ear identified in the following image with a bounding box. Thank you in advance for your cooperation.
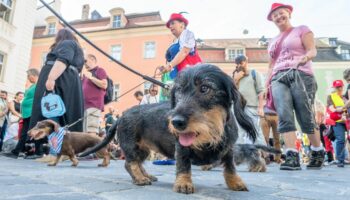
[227,79,257,142]
[240,95,247,108]
[225,78,240,105]
[44,119,60,132]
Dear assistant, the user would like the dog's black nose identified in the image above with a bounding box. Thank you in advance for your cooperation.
[171,115,187,130]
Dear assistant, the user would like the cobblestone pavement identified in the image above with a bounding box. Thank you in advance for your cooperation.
[0,156,349,200]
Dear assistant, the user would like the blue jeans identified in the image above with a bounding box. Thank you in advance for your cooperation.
[333,123,346,162]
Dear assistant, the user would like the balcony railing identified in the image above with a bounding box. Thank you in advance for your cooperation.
[0,18,16,43]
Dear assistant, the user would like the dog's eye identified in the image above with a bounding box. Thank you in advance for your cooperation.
[200,85,210,93]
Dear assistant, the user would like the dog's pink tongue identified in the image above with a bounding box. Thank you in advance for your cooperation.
[179,132,196,147]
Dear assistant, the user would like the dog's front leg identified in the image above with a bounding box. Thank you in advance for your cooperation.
[48,155,61,167]
[173,147,194,194]
[98,149,110,167]
[222,150,248,191]
[69,155,79,167]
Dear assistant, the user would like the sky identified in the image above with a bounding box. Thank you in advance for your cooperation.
[39,0,350,41]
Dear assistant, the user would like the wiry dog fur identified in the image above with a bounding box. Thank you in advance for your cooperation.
[29,120,110,167]
[201,144,282,172]
[79,64,257,194]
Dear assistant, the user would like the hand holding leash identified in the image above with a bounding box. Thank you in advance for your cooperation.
[297,55,310,68]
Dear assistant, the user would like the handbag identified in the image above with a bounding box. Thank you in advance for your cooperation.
[41,92,66,118]
[265,28,294,111]
[8,112,20,124]
[326,108,343,121]
[346,118,350,131]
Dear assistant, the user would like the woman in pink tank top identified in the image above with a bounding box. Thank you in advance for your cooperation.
[266,3,324,171]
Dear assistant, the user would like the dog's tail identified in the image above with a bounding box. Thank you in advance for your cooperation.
[252,144,282,154]
[78,119,119,157]
[233,94,257,142]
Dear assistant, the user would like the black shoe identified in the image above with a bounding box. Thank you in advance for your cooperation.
[306,150,325,170]
[25,154,43,159]
[18,152,26,158]
[326,151,334,163]
[1,152,19,159]
[280,151,301,170]
[337,161,345,168]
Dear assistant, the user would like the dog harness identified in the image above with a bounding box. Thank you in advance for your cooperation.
[48,127,65,155]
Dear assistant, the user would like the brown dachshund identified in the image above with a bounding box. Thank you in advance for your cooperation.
[28,120,110,167]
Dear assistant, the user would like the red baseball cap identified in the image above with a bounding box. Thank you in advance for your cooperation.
[332,80,344,88]
[166,13,188,28]
[267,3,293,21]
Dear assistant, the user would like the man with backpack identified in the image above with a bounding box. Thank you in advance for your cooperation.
[82,54,108,135]
[233,55,266,146]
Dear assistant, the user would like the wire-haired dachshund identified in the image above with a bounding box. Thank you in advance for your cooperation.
[79,64,257,194]
[29,120,110,167]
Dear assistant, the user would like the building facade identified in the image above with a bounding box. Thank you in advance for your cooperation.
[0,0,37,95]
[31,4,350,111]
[30,5,174,112]
[197,37,350,104]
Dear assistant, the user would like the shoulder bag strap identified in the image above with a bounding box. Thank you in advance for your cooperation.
[272,28,294,64]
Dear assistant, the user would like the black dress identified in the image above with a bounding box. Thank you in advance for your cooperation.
[29,40,85,131]
[14,100,20,113]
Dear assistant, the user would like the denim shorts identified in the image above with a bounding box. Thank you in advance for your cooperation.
[271,70,317,134]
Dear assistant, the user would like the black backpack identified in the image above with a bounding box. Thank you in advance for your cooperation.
[104,77,114,104]
[91,69,114,104]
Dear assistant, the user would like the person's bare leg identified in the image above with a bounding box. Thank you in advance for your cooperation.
[307,129,321,147]
[282,131,297,149]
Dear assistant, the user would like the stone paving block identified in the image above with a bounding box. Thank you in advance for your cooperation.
[3,193,106,200]
[0,175,46,186]
[74,181,139,193]
[0,184,71,198]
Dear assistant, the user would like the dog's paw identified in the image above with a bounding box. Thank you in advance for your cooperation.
[147,175,158,182]
[98,164,108,167]
[201,164,214,171]
[173,182,195,194]
[225,173,248,191]
[275,159,282,164]
[71,164,78,167]
[229,181,248,191]
[249,165,266,173]
[133,177,152,186]
[47,163,56,167]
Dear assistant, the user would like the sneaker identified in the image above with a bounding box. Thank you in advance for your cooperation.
[25,154,44,160]
[18,152,26,158]
[280,151,301,170]
[1,152,18,159]
[337,161,345,168]
[306,150,325,170]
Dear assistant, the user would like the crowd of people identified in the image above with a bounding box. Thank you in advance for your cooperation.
[1,3,350,173]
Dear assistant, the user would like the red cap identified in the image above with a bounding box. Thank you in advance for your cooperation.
[332,80,344,88]
[267,3,293,21]
[166,13,189,28]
